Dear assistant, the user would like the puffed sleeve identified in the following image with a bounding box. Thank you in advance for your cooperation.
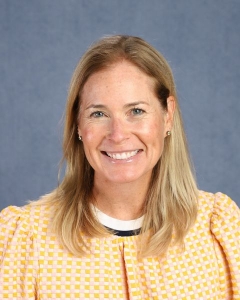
[0,206,38,299]
[211,193,240,298]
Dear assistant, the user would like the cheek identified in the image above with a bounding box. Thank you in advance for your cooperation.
[143,121,166,158]
[80,124,106,160]
[84,128,96,142]
[139,119,165,140]
[80,122,102,141]
[81,127,98,164]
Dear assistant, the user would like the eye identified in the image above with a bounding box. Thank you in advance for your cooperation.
[131,108,145,115]
[90,111,105,118]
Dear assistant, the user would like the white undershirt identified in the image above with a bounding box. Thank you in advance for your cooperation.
[93,206,144,231]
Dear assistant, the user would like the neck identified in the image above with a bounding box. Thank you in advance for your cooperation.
[91,176,150,221]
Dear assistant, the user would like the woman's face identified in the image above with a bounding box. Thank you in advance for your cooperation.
[78,60,174,186]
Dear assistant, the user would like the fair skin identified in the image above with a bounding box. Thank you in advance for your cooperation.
[78,60,175,220]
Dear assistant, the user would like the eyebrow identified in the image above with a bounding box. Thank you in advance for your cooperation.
[85,101,149,110]
[85,104,106,110]
[124,101,149,108]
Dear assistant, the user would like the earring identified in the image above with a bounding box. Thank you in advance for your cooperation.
[78,136,82,141]
[166,131,171,136]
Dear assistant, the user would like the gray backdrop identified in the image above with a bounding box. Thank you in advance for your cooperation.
[0,0,239,210]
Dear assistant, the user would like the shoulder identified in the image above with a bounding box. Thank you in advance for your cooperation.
[197,191,240,295]
[0,196,53,241]
[195,190,239,232]
[0,195,56,266]
[197,190,239,217]
[0,205,32,236]
[197,190,239,236]
[209,192,240,236]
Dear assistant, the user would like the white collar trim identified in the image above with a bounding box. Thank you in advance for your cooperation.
[93,206,144,231]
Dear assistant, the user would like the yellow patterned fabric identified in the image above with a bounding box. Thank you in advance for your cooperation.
[0,191,239,299]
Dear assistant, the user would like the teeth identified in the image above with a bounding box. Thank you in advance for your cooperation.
[106,150,139,160]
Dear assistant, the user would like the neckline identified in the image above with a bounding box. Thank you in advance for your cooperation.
[93,206,144,231]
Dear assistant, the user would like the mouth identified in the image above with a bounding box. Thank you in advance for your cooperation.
[102,150,141,160]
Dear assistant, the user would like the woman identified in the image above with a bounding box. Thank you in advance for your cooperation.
[0,35,239,299]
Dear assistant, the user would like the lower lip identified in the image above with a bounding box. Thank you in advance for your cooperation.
[102,151,142,163]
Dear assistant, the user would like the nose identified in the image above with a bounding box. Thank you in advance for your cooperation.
[106,117,129,143]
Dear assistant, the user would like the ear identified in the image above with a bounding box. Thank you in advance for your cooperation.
[164,96,175,134]
[77,125,82,137]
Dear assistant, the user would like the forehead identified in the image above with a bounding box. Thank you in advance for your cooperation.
[81,61,156,99]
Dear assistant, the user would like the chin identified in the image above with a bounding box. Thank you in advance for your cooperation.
[105,173,147,184]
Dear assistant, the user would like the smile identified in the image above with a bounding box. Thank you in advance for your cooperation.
[105,150,140,160]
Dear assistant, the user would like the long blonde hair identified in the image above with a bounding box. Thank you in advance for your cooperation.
[43,35,198,258]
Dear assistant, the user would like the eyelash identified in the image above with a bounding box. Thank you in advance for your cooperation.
[90,111,106,118]
[89,107,145,118]
[131,108,145,115]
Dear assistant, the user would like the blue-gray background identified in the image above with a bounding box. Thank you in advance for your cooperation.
[0,0,239,211]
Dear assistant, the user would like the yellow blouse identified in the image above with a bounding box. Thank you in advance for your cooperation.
[0,191,239,299]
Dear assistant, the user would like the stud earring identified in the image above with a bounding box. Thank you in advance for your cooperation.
[166,131,171,136]
[78,136,82,141]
